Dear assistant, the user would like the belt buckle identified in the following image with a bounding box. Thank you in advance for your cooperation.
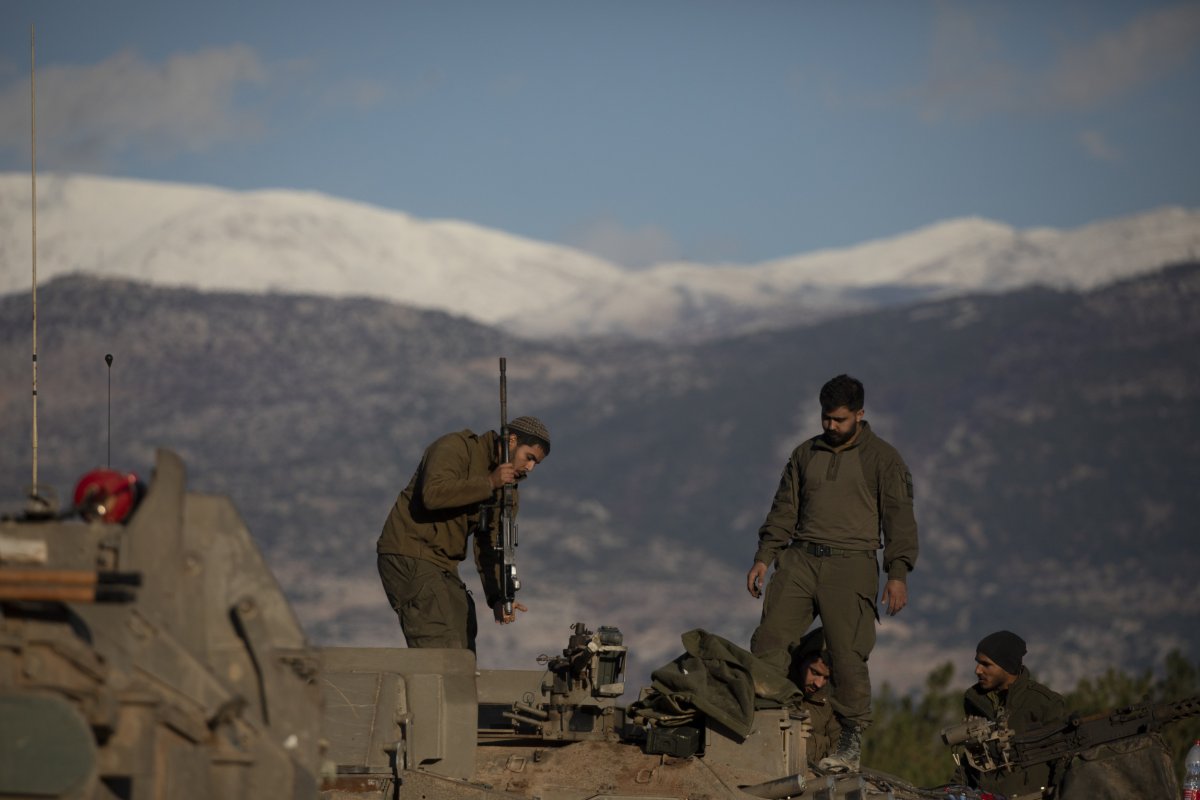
[810,543,832,557]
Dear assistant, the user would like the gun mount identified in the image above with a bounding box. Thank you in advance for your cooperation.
[943,696,1200,778]
[499,622,628,742]
[941,696,1200,799]
[941,714,1018,776]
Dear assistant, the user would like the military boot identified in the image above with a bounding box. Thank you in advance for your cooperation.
[818,720,862,773]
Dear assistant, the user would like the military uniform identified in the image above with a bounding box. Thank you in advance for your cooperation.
[750,421,918,728]
[801,684,841,764]
[959,669,1066,798]
[376,429,509,652]
[788,627,841,764]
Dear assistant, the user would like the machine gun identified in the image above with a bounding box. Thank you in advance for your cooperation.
[497,357,520,615]
[501,622,628,742]
[942,694,1200,776]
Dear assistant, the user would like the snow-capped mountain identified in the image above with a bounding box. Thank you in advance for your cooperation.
[2,172,1198,340]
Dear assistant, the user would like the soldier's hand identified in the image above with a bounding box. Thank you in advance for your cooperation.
[489,463,518,489]
[880,579,908,616]
[747,562,768,599]
[492,600,527,624]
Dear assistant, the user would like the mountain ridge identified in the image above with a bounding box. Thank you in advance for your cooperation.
[3,171,1198,341]
[2,264,1196,695]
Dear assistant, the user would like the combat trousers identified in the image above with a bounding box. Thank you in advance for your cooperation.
[750,544,878,727]
[378,554,479,652]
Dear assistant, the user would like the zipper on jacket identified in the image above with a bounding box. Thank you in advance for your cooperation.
[826,451,840,481]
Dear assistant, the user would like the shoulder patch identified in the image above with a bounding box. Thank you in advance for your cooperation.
[904,470,914,499]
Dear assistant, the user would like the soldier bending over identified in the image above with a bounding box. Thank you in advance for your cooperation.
[376,416,550,652]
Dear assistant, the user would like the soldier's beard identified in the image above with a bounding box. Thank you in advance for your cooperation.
[824,421,858,447]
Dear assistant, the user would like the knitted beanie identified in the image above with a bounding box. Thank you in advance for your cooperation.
[508,416,551,449]
[976,630,1026,675]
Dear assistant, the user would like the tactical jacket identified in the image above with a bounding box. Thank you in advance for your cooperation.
[960,668,1067,798]
[802,686,841,764]
[376,429,509,606]
[753,421,918,581]
[788,627,841,763]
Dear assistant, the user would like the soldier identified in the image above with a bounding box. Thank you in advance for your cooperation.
[746,374,918,773]
[957,630,1066,798]
[790,627,841,765]
[376,416,551,653]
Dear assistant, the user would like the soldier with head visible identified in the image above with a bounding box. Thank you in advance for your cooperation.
[789,627,841,765]
[957,630,1066,798]
[376,416,551,653]
[746,373,919,773]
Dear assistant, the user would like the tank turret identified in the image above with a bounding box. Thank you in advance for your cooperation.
[0,449,323,799]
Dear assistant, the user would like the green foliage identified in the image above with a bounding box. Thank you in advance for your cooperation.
[866,661,964,787]
[1150,651,1200,783]
[865,651,1200,789]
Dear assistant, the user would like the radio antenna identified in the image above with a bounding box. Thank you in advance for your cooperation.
[30,24,40,499]
[106,354,113,467]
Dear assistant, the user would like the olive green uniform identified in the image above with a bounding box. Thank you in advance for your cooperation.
[959,669,1066,798]
[750,421,918,727]
[802,685,840,764]
[376,429,508,652]
[789,628,840,764]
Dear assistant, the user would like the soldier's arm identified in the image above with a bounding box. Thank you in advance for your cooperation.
[878,454,918,582]
[1033,686,1067,727]
[752,456,802,567]
[420,435,495,510]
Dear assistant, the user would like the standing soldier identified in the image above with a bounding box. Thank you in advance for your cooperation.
[376,416,551,653]
[746,374,918,773]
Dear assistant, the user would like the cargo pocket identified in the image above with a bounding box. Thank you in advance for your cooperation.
[852,590,878,660]
[852,561,879,659]
[401,573,458,647]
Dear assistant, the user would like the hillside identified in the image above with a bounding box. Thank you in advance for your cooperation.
[1,265,1197,694]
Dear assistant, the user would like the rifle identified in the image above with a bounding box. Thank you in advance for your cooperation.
[943,694,1200,776]
[497,357,520,615]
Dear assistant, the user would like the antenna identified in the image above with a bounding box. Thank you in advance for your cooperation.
[30,24,39,499]
[106,354,114,468]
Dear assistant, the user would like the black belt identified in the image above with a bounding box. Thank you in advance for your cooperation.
[794,540,874,558]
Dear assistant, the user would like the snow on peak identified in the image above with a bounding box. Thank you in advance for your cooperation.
[2,172,1198,341]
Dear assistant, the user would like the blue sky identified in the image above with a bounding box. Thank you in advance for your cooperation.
[1,1,1198,266]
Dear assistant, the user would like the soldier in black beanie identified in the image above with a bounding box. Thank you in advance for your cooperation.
[955,630,1066,798]
[976,629,1027,679]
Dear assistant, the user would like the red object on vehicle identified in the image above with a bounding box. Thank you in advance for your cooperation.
[72,469,142,523]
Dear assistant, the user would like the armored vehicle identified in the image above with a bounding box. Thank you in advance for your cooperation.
[0,449,893,800]
[1,449,1192,800]
[1,450,322,799]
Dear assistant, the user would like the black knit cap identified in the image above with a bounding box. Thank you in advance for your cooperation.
[977,630,1026,675]
[508,416,551,452]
